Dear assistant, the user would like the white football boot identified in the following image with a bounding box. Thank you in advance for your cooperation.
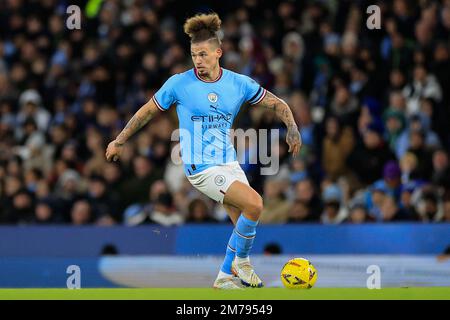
[213,276,245,290]
[231,258,264,288]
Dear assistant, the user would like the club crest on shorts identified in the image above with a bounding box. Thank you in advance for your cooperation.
[214,175,226,186]
[208,93,218,103]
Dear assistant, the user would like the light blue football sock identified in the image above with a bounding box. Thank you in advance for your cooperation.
[220,230,238,274]
[234,215,258,258]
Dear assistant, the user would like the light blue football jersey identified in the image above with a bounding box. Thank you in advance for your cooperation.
[152,67,266,176]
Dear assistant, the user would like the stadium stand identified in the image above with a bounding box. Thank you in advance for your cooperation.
[1,0,450,226]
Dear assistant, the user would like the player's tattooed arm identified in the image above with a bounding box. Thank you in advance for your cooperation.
[257,91,297,127]
[114,99,159,145]
[106,99,160,162]
[256,91,302,156]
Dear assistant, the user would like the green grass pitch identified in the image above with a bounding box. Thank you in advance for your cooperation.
[0,288,449,300]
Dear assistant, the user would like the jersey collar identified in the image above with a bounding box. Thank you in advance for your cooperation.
[194,67,223,83]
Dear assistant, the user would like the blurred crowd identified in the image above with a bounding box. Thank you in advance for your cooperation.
[1,0,450,226]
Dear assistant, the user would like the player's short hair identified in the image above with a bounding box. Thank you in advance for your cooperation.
[183,13,222,46]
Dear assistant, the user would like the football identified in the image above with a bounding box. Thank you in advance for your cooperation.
[280,258,318,289]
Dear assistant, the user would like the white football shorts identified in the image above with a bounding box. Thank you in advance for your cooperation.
[186,161,250,203]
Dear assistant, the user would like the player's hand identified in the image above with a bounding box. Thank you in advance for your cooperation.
[286,125,302,157]
[105,140,124,162]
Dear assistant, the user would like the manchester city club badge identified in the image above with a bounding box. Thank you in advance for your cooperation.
[208,93,218,103]
[214,175,226,186]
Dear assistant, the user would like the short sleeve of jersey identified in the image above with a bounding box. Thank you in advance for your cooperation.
[152,74,179,111]
[241,75,267,105]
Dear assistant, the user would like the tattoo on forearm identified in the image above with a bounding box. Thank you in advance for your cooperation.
[259,91,297,128]
[116,107,155,144]
[258,91,301,153]
[286,127,299,146]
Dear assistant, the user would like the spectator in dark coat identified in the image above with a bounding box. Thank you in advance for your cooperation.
[347,122,397,186]
[3,189,35,224]
[119,155,162,209]
[432,149,450,190]
[186,199,218,223]
[294,178,322,221]
[286,200,316,223]
[86,174,119,223]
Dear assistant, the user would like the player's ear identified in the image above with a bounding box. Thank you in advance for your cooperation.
[216,47,222,58]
